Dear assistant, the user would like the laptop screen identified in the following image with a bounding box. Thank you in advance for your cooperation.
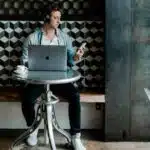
[28,45,67,71]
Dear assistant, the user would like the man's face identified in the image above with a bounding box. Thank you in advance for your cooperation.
[49,10,61,29]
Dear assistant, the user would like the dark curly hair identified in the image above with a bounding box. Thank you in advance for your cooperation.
[43,3,61,23]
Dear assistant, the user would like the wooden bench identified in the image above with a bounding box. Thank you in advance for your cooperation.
[0,87,105,103]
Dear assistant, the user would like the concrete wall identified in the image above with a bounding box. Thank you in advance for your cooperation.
[0,102,103,129]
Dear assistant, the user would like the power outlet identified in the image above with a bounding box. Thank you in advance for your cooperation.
[95,103,101,110]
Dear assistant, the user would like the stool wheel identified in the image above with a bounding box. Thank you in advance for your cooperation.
[64,143,73,149]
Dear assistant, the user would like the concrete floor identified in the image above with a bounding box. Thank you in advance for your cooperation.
[1,130,150,150]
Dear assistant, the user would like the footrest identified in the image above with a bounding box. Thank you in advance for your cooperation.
[46,99,59,105]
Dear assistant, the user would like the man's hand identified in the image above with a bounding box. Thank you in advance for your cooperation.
[73,42,86,61]
[74,48,84,61]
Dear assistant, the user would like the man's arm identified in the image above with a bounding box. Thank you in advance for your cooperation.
[20,35,32,67]
[66,35,75,67]
[65,35,85,67]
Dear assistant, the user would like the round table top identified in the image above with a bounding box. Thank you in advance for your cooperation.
[12,69,81,85]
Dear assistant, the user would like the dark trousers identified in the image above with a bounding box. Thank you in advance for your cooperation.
[21,83,81,135]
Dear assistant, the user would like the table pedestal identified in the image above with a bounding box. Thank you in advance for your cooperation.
[11,84,72,150]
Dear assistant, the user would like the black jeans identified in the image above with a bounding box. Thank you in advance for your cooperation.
[21,83,81,135]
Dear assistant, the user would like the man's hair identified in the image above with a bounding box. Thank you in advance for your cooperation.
[43,3,61,23]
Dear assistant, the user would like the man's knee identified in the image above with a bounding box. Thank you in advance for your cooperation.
[21,84,44,104]
[69,91,80,104]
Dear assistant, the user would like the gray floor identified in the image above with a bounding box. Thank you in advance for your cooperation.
[11,141,150,150]
[11,131,88,150]
[1,130,101,150]
[1,131,150,150]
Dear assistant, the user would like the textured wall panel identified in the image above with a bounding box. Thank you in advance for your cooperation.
[0,21,104,91]
[0,0,103,20]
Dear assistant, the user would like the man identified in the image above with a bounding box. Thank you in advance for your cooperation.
[21,3,86,150]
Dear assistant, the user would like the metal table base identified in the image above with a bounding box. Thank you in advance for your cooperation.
[11,84,72,150]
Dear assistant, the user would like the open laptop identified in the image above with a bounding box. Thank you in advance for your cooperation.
[28,45,67,71]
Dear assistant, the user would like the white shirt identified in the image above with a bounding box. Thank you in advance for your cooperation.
[41,34,59,45]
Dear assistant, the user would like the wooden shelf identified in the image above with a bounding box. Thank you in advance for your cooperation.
[0,87,105,103]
